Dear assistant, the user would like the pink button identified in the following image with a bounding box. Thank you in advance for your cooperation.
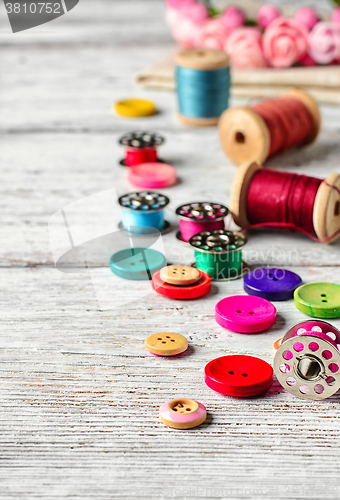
[128,162,177,189]
[215,295,276,333]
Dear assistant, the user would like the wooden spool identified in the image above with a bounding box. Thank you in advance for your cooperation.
[230,161,340,244]
[175,48,229,127]
[218,89,321,165]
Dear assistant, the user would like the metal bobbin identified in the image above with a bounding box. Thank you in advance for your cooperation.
[118,131,165,167]
[274,320,340,400]
[118,191,171,235]
[189,229,247,281]
[176,202,229,244]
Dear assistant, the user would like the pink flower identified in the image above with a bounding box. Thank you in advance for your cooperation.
[331,7,340,25]
[308,22,340,64]
[300,53,317,66]
[226,27,267,68]
[222,6,245,30]
[263,17,308,68]
[294,7,319,31]
[199,18,229,50]
[183,2,209,25]
[172,16,201,47]
[165,0,196,10]
[166,8,183,29]
[257,4,281,28]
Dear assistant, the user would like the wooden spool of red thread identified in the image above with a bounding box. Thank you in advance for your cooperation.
[218,89,321,166]
[230,162,340,244]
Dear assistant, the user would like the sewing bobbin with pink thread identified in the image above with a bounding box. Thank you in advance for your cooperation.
[176,202,230,244]
[274,320,340,400]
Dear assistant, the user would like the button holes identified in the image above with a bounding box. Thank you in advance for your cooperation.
[322,300,328,303]
[130,263,135,266]
[165,336,171,338]
[335,200,340,217]
[321,294,327,297]
[236,310,242,313]
[248,311,254,315]
[273,278,278,281]
[139,259,144,263]
[242,373,248,377]
[267,273,273,277]
[172,408,177,412]
[162,341,166,344]
[157,338,162,340]
[185,408,191,411]
[228,371,234,375]
[170,340,175,342]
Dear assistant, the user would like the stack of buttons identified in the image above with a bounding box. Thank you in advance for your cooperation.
[152,265,211,300]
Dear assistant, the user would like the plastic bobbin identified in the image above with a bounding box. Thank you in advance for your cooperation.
[176,202,229,244]
[152,267,211,300]
[205,355,273,397]
[118,131,165,167]
[145,332,188,356]
[215,295,276,333]
[274,319,340,400]
[118,191,171,235]
[218,88,321,166]
[189,230,247,281]
[128,162,177,189]
[110,247,166,280]
[230,161,340,244]
[294,282,340,319]
[244,267,303,301]
[159,398,207,429]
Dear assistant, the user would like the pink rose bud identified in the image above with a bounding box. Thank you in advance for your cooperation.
[183,3,209,25]
[166,0,197,10]
[226,27,267,68]
[263,17,308,68]
[222,6,246,29]
[294,7,319,31]
[199,18,229,50]
[308,22,340,64]
[172,17,201,47]
[300,53,317,66]
[257,4,281,28]
[331,7,340,25]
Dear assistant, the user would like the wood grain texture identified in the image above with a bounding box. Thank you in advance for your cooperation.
[1,0,340,498]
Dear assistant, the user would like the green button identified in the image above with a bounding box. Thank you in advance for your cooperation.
[294,283,340,319]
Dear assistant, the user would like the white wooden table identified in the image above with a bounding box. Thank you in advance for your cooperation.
[1,1,340,498]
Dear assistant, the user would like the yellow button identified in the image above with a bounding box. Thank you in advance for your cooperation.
[114,98,157,118]
[160,265,200,286]
[145,332,188,356]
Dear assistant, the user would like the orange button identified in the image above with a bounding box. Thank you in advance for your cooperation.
[160,265,200,286]
[145,332,188,356]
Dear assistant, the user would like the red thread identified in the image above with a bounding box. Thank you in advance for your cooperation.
[252,97,313,158]
[125,147,158,167]
[243,169,340,242]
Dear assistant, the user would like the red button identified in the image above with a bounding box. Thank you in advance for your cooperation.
[152,270,211,299]
[205,355,273,397]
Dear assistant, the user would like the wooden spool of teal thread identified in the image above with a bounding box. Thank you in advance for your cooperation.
[189,230,247,280]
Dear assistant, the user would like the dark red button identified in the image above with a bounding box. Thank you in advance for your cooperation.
[152,269,211,299]
[205,355,273,397]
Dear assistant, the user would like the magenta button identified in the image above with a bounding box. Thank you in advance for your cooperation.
[215,295,277,333]
[128,162,177,189]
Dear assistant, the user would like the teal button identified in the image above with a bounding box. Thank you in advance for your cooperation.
[110,247,166,280]
[294,282,340,319]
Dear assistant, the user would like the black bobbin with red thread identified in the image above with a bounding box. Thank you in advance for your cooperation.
[119,131,165,167]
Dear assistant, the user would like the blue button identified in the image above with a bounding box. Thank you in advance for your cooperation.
[110,247,166,280]
[244,268,303,301]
